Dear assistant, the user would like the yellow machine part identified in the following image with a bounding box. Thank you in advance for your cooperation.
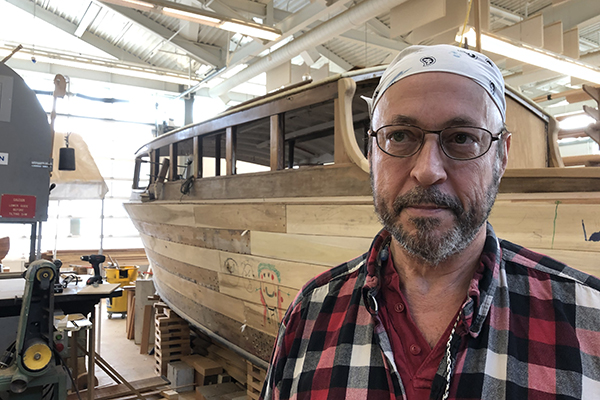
[22,342,52,371]
[35,267,55,283]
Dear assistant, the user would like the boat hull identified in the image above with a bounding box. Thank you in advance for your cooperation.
[125,164,600,364]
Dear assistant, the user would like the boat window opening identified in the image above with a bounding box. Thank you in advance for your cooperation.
[172,137,194,181]
[233,116,272,172]
[283,100,335,167]
[194,131,226,178]
[132,154,155,190]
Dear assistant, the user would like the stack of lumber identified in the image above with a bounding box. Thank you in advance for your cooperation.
[66,376,168,400]
[246,361,266,400]
[155,303,191,376]
[125,286,136,339]
[41,248,149,268]
[182,354,224,387]
[189,329,248,386]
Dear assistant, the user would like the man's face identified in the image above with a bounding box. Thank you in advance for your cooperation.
[369,72,509,265]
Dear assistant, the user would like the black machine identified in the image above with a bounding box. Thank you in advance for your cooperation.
[81,255,105,286]
[0,260,67,399]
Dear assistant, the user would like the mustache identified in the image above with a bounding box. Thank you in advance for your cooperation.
[392,186,464,217]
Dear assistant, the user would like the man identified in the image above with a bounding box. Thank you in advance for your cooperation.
[260,45,600,399]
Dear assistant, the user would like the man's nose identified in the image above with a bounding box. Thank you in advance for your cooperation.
[409,136,447,186]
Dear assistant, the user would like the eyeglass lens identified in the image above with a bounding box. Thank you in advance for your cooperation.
[376,125,493,160]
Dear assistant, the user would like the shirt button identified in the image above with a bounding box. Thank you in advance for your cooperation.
[409,344,421,355]
[394,303,405,313]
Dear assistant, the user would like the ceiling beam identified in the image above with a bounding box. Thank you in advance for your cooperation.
[105,4,225,67]
[315,45,354,70]
[5,57,181,92]
[542,0,600,31]
[337,30,407,52]
[217,0,266,17]
[5,0,141,63]
[505,50,600,87]
[228,0,349,67]
[195,0,252,22]
[209,0,411,97]
[365,17,391,38]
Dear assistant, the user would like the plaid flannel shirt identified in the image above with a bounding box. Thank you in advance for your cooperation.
[260,223,600,399]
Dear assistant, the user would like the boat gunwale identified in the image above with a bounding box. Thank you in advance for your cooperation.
[134,75,557,171]
[134,68,387,158]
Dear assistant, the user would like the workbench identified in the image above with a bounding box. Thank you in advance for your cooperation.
[0,276,122,318]
[0,275,122,399]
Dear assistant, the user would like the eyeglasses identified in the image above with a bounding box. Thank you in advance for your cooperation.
[369,124,505,161]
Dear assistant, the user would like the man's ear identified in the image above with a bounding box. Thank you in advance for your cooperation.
[500,132,511,173]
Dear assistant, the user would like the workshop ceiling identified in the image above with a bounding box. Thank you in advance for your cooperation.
[2,0,600,113]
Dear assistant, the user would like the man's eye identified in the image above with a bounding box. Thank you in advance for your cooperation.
[454,133,468,144]
[447,132,477,145]
[391,131,407,142]
[387,130,417,143]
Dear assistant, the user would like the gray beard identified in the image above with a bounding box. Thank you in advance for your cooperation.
[371,166,501,266]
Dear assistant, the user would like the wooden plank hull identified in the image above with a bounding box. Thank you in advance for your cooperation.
[125,75,600,364]
[125,163,600,364]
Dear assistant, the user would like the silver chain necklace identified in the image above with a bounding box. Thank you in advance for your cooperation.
[441,313,462,400]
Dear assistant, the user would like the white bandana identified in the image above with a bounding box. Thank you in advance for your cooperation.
[364,44,506,122]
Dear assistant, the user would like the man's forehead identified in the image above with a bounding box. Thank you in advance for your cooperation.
[372,73,496,126]
[386,114,481,127]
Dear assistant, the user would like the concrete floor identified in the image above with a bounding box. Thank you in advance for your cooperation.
[96,302,156,387]
[94,302,197,400]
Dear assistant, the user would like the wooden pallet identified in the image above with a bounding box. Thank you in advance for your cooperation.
[246,361,266,400]
[155,305,191,376]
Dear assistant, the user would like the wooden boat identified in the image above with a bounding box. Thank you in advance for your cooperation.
[124,68,600,366]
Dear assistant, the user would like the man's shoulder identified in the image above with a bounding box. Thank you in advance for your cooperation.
[290,252,368,308]
[499,238,600,292]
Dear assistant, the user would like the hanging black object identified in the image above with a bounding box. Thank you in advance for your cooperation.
[58,147,75,171]
[58,133,76,171]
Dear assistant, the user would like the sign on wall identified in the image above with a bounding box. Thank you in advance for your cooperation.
[0,194,36,219]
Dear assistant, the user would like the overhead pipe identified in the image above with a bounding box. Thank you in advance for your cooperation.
[208,0,410,97]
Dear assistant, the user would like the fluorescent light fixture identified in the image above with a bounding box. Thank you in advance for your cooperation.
[122,0,154,8]
[559,114,596,130]
[99,0,155,11]
[457,28,600,85]
[101,0,281,41]
[74,3,101,38]
[219,21,281,41]
[162,7,221,25]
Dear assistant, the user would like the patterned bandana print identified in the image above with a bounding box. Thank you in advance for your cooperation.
[363,44,507,122]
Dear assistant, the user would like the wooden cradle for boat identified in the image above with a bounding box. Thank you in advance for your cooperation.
[124,69,600,366]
